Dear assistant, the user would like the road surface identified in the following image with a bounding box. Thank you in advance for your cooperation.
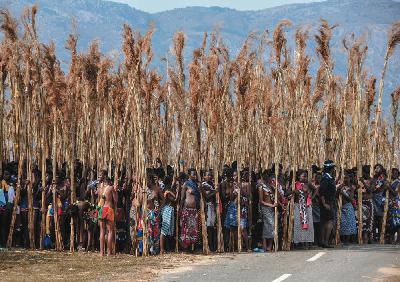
[159,244,400,282]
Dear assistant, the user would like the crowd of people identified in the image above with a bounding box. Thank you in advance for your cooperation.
[0,159,399,256]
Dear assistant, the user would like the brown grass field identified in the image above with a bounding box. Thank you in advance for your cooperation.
[0,249,212,282]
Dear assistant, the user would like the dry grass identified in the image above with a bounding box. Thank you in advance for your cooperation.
[0,5,399,252]
[0,250,209,282]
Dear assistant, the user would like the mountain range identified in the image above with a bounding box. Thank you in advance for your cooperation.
[1,0,399,108]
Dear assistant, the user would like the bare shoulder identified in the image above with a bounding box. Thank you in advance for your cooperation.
[105,185,113,195]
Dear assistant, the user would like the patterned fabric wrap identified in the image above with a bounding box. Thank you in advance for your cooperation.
[340,202,357,236]
[261,205,275,239]
[312,206,321,223]
[130,206,144,254]
[161,204,175,236]
[296,182,310,229]
[202,181,217,227]
[180,207,199,248]
[356,199,374,232]
[206,202,216,227]
[373,176,387,217]
[389,179,400,229]
[147,208,160,255]
[374,192,385,217]
[293,203,314,243]
[98,206,114,222]
[0,188,5,206]
[224,201,238,228]
[240,194,248,228]
[83,204,98,224]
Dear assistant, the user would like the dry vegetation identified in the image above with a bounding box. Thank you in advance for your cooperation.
[0,249,211,281]
[0,6,399,252]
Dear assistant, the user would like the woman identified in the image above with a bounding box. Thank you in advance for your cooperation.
[202,170,217,252]
[371,164,388,241]
[359,165,374,244]
[160,175,176,254]
[223,170,239,251]
[293,170,315,249]
[338,172,357,244]
[146,171,164,255]
[312,170,322,246]
[257,172,277,252]
[389,168,400,244]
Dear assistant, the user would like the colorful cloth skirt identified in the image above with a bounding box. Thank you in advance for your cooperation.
[180,207,199,248]
[147,208,160,255]
[293,203,314,243]
[356,199,374,232]
[389,197,400,230]
[224,201,238,228]
[340,202,357,236]
[98,206,114,223]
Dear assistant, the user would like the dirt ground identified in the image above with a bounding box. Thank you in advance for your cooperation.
[0,249,211,282]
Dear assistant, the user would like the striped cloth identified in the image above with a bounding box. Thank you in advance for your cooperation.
[161,204,175,236]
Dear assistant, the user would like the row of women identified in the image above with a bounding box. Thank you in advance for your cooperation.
[0,159,399,254]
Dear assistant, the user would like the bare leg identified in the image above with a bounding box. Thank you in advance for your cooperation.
[106,221,115,256]
[266,239,273,251]
[21,211,28,248]
[241,228,248,251]
[160,233,165,255]
[78,221,84,249]
[99,220,105,256]
[233,229,238,252]
[323,221,333,246]
[207,227,216,252]
[362,231,368,244]
[224,228,230,251]
[87,227,92,251]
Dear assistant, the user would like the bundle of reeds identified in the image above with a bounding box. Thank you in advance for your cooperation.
[0,6,399,252]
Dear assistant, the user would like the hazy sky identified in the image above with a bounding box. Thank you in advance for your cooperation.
[114,0,325,13]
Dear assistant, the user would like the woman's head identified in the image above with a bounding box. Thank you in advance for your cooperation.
[374,164,384,176]
[323,160,335,174]
[392,168,399,179]
[188,168,197,180]
[297,170,308,182]
[206,170,213,180]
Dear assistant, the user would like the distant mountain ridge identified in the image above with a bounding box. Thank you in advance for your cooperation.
[1,0,399,107]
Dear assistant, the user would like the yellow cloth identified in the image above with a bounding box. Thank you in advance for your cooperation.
[46,204,52,235]
[1,180,8,192]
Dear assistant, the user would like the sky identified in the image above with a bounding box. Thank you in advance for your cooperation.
[114,0,325,13]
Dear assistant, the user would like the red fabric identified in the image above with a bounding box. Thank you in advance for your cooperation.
[180,207,199,248]
[100,207,115,222]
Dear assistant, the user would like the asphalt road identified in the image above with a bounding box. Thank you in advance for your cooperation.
[158,244,400,282]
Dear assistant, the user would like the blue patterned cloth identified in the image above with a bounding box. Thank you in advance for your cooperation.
[161,204,175,236]
[224,201,238,228]
[389,180,400,229]
[340,202,357,236]
[374,192,385,217]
